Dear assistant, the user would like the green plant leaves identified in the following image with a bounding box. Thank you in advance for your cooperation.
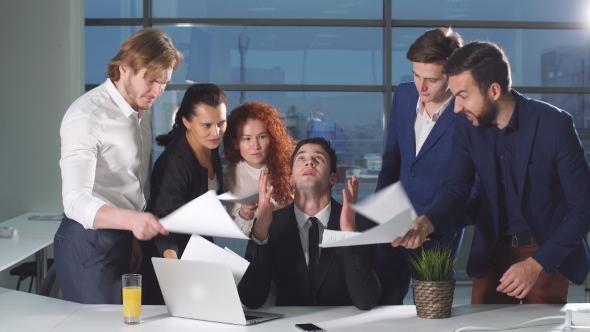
[409,244,457,282]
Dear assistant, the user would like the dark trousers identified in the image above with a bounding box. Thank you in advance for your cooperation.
[138,235,215,305]
[138,239,165,305]
[471,243,569,304]
[377,229,464,304]
[54,218,133,304]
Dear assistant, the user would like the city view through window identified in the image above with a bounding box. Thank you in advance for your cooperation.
[85,0,590,272]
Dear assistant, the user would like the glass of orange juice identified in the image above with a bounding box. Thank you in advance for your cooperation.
[122,274,142,324]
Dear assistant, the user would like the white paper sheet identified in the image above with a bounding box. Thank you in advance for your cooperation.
[160,190,248,239]
[181,235,250,284]
[322,229,361,243]
[319,208,414,248]
[349,181,417,224]
[217,191,259,205]
[318,182,418,248]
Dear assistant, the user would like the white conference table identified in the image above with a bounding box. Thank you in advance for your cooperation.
[0,212,62,292]
[0,287,582,332]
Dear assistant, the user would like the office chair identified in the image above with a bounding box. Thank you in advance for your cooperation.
[39,263,60,298]
[9,259,54,293]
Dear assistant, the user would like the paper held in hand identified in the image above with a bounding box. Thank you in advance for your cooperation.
[181,235,250,285]
[159,190,248,239]
[319,182,418,248]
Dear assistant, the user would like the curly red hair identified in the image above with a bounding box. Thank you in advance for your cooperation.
[224,102,296,207]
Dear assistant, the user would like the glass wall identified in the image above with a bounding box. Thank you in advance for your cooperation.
[152,90,383,201]
[393,28,590,87]
[85,26,142,84]
[85,0,143,18]
[391,0,590,22]
[156,26,383,86]
[152,0,382,19]
[85,0,590,270]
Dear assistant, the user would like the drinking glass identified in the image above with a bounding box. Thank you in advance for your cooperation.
[122,274,142,324]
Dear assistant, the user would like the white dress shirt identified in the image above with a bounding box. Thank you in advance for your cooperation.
[60,79,152,229]
[223,161,281,236]
[294,203,331,266]
[252,201,331,267]
[414,96,453,156]
[208,174,219,192]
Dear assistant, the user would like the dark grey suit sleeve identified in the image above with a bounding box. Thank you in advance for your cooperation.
[149,155,192,256]
[342,246,382,310]
[237,237,273,309]
[341,216,382,310]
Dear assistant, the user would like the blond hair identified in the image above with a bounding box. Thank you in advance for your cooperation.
[107,28,183,81]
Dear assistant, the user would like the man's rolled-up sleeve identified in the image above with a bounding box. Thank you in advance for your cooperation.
[60,110,107,229]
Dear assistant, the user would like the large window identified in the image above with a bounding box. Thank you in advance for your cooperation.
[85,0,590,270]
[152,90,384,202]
[393,28,590,87]
[152,0,382,19]
[85,1,389,202]
[156,26,383,86]
[391,0,589,22]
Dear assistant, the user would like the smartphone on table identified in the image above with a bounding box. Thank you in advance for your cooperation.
[295,323,326,332]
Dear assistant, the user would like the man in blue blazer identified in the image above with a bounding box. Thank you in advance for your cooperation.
[376,28,479,304]
[395,41,590,304]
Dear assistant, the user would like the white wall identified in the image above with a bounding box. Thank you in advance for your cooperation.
[0,0,84,288]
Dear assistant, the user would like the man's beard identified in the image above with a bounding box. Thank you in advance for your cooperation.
[475,96,499,127]
[294,177,330,197]
[124,75,153,111]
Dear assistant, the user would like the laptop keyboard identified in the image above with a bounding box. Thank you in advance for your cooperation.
[245,314,263,321]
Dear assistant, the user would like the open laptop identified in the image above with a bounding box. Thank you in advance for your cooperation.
[152,257,283,325]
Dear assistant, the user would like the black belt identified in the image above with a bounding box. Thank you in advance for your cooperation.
[498,236,536,247]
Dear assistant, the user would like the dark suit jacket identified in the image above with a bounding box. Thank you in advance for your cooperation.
[425,90,590,284]
[238,199,382,310]
[377,82,479,229]
[375,83,480,301]
[146,134,224,257]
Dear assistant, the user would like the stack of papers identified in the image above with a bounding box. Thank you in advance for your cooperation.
[320,182,417,248]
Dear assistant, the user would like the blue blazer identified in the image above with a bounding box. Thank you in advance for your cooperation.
[425,90,590,284]
[377,82,478,232]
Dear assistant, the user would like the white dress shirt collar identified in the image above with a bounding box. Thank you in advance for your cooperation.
[415,95,452,122]
[414,96,453,156]
[294,201,331,230]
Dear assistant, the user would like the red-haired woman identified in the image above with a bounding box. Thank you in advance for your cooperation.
[223,101,296,236]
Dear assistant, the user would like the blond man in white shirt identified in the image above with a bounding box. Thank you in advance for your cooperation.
[54,28,183,304]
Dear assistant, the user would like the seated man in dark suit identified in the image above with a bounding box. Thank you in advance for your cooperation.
[238,137,382,310]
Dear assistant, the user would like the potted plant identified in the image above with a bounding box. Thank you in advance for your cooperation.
[409,244,457,319]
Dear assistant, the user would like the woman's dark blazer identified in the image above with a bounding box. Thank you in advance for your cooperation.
[146,133,224,257]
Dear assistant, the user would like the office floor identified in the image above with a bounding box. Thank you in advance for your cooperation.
[403,283,590,305]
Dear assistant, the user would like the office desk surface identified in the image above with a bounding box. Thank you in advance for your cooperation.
[0,288,579,332]
[0,212,60,272]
